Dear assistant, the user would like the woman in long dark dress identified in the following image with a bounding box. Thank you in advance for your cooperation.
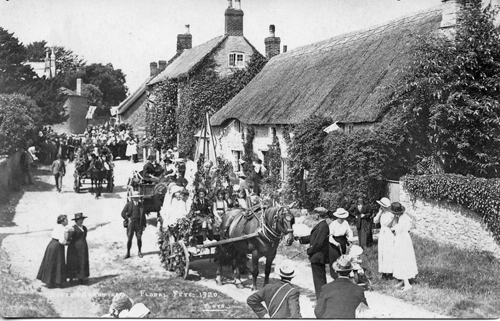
[349,197,374,249]
[36,214,69,288]
[67,213,90,284]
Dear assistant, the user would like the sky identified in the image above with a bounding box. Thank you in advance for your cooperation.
[1,0,441,93]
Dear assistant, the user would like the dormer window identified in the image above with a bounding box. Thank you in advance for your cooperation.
[229,53,245,67]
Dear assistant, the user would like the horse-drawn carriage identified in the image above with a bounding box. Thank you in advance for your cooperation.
[73,150,114,197]
[159,200,296,290]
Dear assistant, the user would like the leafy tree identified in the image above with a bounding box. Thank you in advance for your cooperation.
[0,27,37,94]
[394,1,500,178]
[23,76,67,125]
[25,40,48,62]
[80,63,128,108]
[0,94,41,154]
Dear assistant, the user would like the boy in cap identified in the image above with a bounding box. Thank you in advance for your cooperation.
[315,255,368,319]
[247,259,301,318]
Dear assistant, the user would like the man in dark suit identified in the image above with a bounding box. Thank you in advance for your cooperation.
[315,255,368,319]
[247,259,301,318]
[307,207,334,300]
[121,192,147,259]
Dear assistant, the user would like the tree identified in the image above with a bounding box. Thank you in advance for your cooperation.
[0,27,38,94]
[80,63,128,108]
[0,94,41,154]
[25,40,48,62]
[395,1,500,177]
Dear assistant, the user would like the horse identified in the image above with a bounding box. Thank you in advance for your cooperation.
[88,156,108,199]
[216,204,295,290]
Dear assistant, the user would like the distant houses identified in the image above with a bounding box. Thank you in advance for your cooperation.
[116,0,266,139]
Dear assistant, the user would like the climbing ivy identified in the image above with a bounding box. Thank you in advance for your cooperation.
[262,131,282,204]
[146,79,178,150]
[403,174,500,242]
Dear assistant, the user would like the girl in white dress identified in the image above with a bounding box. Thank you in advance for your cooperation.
[390,202,418,291]
[373,197,395,279]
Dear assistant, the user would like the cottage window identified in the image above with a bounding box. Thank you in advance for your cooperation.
[347,124,354,134]
[229,53,245,67]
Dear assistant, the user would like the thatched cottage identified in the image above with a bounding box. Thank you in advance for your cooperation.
[117,0,272,137]
[211,0,490,177]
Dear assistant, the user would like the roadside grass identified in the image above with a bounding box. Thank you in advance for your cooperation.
[92,275,255,318]
[285,216,500,318]
[362,235,500,318]
[0,234,59,318]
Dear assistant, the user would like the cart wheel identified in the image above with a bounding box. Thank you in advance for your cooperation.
[178,240,190,280]
[163,230,176,272]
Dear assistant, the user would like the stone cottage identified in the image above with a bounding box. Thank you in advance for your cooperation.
[210,0,496,178]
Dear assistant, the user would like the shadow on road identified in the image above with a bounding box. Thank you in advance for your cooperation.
[66,274,119,287]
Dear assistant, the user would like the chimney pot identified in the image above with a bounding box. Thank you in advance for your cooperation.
[235,0,241,10]
[227,0,232,8]
[185,24,190,34]
[158,60,167,72]
[283,45,287,53]
[150,62,158,77]
[269,24,275,36]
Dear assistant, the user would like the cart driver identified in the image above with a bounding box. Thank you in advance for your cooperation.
[191,189,214,240]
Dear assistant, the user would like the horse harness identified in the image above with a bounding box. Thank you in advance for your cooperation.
[257,207,294,243]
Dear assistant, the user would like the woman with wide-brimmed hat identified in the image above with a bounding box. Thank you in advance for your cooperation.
[36,214,70,288]
[373,197,395,279]
[328,208,354,279]
[390,202,418,291]
[67,213,90,284]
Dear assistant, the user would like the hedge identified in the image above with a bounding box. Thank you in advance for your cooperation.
[402,174,500,242]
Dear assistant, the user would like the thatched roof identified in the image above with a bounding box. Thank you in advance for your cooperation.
[211,7,443,126]
[148,36,227,85]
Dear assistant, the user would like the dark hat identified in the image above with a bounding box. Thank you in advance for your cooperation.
[389,202,405,215]
[72,212,87,221]
[147,155,155,161]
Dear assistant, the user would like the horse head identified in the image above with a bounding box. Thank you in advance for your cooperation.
[267,205,295,246]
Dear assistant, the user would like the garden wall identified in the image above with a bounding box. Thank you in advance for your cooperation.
[0,151,23,203]
[399,184,500,259]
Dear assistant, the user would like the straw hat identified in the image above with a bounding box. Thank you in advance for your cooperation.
[130,190,141,199]
[276,259,297,278]
[333,208,349,219]
[376,197,391,208]
[349,245,363,257]
[332,255,354,272]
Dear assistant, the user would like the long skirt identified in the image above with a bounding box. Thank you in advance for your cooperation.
[393,231,418,280]
[378,226,395,273]
[36,239,66,286]
[67,241,89,279]
[329,235,348,278]
[358,219,373,248]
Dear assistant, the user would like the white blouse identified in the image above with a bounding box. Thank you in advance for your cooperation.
[51,224,68,245]
[328,220,353,244]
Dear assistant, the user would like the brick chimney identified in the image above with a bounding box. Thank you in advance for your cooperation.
[283,45,288,53]
[150,62,158,77]
[225,0,244,36]
[265,25,281,59]
[158,60,167,72]
[177,24,192,53]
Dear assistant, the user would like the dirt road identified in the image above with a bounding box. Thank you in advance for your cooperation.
[0,160,449,318]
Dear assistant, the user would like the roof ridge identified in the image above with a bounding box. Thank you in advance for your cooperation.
[274,5,442,61]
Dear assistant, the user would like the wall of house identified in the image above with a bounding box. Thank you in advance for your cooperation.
[214,121,290,177]
[66,96,88,134]
[119,94,147,137]
[213,36,255,77]
[399,182,500,259]
[0,151,23,203]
